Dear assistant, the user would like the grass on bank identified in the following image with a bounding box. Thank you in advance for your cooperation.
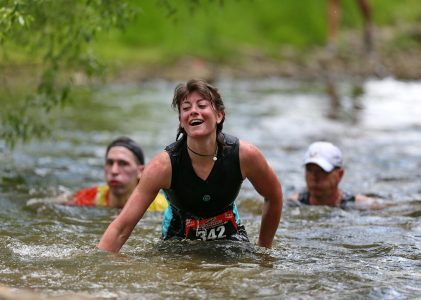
[1,0,421,147]
[91,0,421,67]
[1,0,421,68]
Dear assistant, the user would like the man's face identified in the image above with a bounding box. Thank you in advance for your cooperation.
[104,146,142,197]
[305,163,343,199]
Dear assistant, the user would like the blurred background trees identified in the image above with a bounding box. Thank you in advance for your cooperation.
[1,0,421,147]
[0,0,135,147]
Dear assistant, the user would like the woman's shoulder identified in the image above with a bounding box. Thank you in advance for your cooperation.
[144,151,171,173]
[239,139,263,158]
[238,139,269,179]
[141,151,172,190]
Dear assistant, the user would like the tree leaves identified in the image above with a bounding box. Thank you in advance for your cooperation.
[0,0,137,148]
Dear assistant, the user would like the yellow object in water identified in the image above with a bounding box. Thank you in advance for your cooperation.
[148,192,168,212]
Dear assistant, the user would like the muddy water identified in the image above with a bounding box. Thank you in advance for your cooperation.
[0,78,420,299]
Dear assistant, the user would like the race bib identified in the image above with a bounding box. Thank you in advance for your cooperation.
[185,210,238,241]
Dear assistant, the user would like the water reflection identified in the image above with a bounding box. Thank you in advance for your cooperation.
[0,78,420,299]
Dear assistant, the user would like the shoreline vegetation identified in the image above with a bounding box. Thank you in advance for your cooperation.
[109,25,421,83]
[1,0,421,147]
[3,25,421,85]
[2,1,421,85]
[96,0,421,83]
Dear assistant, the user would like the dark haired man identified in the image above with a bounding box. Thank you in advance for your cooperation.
[66,136,167,211]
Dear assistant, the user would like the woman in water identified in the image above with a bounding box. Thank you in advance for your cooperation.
[97,79,283,252]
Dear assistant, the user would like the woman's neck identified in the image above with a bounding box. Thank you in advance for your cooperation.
[186,134,219,162]
[187,133,217,151]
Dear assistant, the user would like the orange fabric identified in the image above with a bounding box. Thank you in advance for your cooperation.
[73,186,109,207]
[71,185,168,211]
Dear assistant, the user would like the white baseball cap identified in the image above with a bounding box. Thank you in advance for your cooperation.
[304,141,343,172]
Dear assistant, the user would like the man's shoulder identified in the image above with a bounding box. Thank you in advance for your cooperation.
[72,185,109,206]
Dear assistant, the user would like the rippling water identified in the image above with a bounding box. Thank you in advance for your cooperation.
[0,78,420,299]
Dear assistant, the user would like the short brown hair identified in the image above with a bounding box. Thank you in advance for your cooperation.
[172,79,225,140]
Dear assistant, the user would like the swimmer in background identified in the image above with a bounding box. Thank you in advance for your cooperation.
[288,141,382,209]
[63,136,167,211]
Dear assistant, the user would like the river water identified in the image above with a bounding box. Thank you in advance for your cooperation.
[0,78,420,299]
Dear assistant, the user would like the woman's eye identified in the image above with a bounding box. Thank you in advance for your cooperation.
[197,101,209,109]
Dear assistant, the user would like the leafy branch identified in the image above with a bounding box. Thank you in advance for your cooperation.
[0,0,137,148]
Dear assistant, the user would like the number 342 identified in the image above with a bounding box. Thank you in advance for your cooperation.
[196,226,226,241]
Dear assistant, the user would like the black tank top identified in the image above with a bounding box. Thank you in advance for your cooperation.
[163,133,243,218]
[298,190,355,209]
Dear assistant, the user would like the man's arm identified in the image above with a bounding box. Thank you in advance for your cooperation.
[355,194,388,210]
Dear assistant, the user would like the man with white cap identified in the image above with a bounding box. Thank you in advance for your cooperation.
[289,141,372,208]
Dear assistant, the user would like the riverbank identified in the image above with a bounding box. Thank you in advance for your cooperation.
[111,25,421,83]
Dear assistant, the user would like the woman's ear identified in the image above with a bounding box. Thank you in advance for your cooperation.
[216,111,225,124]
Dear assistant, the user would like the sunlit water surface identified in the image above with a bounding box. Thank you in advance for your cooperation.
[0,78,420,299]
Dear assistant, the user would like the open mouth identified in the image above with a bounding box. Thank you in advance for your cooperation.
[189,119,204,126]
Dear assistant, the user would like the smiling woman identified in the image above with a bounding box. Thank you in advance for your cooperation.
[97,79,283,252]
[2,77,421,299]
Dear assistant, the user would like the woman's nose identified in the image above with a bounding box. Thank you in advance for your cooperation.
[190,107,198,115]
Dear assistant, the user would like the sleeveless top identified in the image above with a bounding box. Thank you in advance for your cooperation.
[163,133,243,218]
[72,185,168,212]
[298,190,356,209]
[161,133,249,241]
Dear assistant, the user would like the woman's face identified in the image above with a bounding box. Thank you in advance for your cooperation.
[179,91,224,138]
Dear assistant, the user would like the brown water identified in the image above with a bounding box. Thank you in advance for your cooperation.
[0,78,420,299]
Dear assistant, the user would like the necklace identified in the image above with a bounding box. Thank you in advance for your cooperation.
[187,144,218,161]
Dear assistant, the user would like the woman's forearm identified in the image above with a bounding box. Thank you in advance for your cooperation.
[257,197,282,248]
[97,221,133,253]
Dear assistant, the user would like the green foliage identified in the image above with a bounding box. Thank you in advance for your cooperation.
[96,0,329,63]
[93,0,421,65]
[0,0,136,148]
[1,0,421,148]
[370,0,421,25]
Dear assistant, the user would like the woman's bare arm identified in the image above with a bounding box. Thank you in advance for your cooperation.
[239,141,283,248]
[97,152,171,252]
